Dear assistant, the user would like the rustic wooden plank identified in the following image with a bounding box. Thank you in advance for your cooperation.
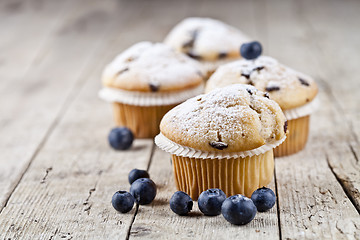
[0,0,72,86]
[0,1,158,238]
[326,142,360,213]
[298,0,360,214]
[0,0,359,239]
[264,0,360,238]
[296,0,360,212]
[0,79,153,239]
[0,0,130,211]
[0,6,155,239]
[130,147,279,240]
[275,148,360,239]
[298,0,360,140]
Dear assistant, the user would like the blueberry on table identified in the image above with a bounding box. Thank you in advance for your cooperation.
[240,41,262,60]
[112,191,135,213]
[170,191,193,216]
[251,187,276,212]
[108,127,134,150]
[128,169,150,184]
[130,178,157,205]
[198,188,226,216]
[221,194,257,225]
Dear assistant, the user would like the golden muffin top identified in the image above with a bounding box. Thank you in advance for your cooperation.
[164,17,250,62]
[205,56,318,110]
[102,42,204,92]
[160,84,286,152]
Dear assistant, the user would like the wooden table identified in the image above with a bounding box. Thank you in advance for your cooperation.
[0,0,359,239]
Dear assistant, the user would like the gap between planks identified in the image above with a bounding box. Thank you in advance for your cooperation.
[126,142,155,240]
[0,0,137,213]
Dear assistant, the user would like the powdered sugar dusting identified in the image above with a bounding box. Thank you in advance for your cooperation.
[160,84,286,152]
[205,56,318,110]
[164,17,250,61]
[102,41,204,91]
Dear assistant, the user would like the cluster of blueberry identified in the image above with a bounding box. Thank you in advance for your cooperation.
[169,187,276,225]
[112,168,276,226]
[112,169,156,213]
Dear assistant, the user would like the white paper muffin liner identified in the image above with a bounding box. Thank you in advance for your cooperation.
[98,83,204,106]
[283,96,319,120]
[155,133,286,159]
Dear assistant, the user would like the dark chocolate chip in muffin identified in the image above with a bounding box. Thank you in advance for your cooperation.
[182,29,198,49]
[253,66,264,72]
[218,52,228,59]
[247,79,255,86]
[186,52,202,60]
[241,71,251,79]
[241,66,264,79]
[247,88,253,95]
[115,67,129,76]
[298,77,310,86]
[264,92,270,99]
[149,83,160,92]
[209,141,228,150]
[284,121,288,133]
[265,85,280,92]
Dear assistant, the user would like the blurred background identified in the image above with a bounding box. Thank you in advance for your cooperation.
[0,0,359,239]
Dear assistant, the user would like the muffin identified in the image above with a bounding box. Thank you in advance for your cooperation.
[99,41,205,138]
[205,56,318,156]
[164,17,250,79]
[155,84,287,199]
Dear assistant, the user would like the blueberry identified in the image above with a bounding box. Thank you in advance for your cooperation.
[130,178,157,205]
[240,41,262,60]
[198,188,226,216]
[170,191,193,215]
[251,187,276,212]
[108,127,134,150]
[112,191,135,213]
[221,194,257,225]
[128,169,150,184]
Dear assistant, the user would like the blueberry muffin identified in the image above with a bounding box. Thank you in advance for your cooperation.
[206,56,318,156]
[164,17,250,79]
[99,41,205,138]
[155,84,287,199]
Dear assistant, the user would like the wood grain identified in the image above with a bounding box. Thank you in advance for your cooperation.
[130,147,280,240]
[0,0,359,239]
[0,1,155,237]
[0,0,129,210]
[264,0,360,239]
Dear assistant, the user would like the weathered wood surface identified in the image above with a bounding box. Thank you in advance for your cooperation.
[0,0,359,239]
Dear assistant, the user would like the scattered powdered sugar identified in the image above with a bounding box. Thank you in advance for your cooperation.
[164,17,250,61]
[205,56,318,110]
[161,84,286,152]
[102,41,204,90]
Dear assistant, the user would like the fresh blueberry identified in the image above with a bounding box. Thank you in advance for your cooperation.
[198,188,226,216]
[170,191,193,215]
[240,41,262,60]
[251,187,276,212]
[108,127,134,150]
[128,169,150,184]
[112,191,135,213]
[130,178,157,205]
[221,194,257,225]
